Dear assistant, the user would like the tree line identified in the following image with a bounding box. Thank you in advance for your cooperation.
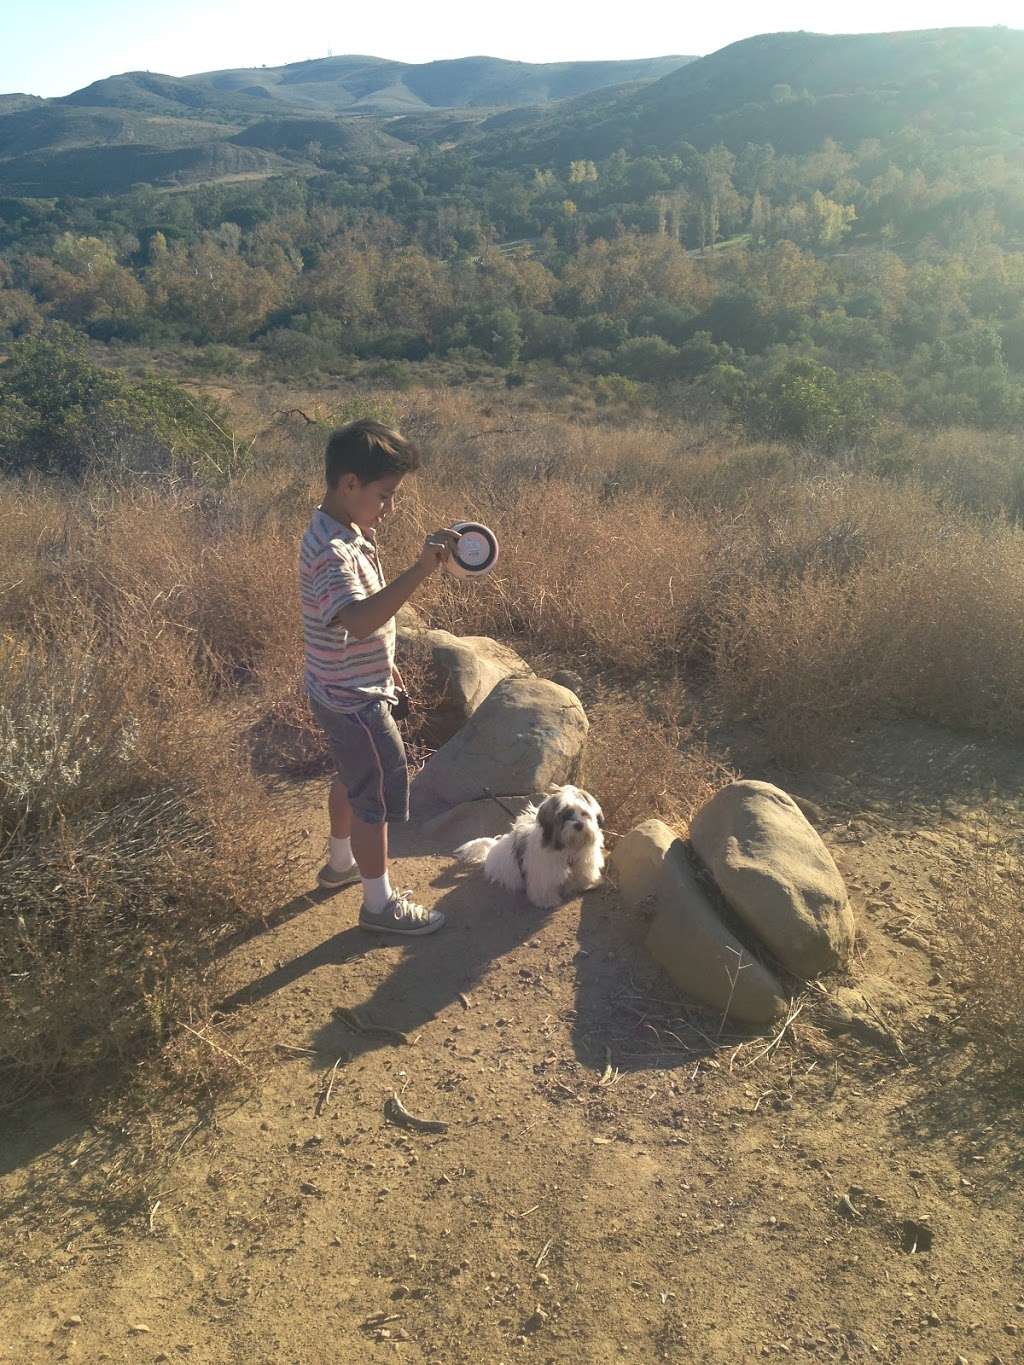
[2,128,1024,442]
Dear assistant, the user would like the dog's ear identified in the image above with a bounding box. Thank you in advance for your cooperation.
[538,796,562,850]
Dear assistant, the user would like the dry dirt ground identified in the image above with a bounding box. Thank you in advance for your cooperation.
[2,722,1023,1364]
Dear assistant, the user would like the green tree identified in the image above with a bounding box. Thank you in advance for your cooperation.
[612,335,679,382]
[0,326,236,479]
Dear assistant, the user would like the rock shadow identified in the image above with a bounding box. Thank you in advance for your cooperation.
[571,886,764,1076]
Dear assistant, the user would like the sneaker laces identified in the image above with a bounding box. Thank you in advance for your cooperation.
[393,890,432,923]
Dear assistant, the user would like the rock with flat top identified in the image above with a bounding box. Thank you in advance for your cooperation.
[397,626,531,746]
[410,676,587,821]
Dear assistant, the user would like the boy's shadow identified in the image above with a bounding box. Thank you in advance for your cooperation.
[307,865,555,1062]
[217,820,733,1078]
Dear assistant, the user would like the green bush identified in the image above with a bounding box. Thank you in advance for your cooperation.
[191,343,243,376]
[741,358,899,449]
[0,325,239,480]
[593,373,652,407]
[613,335,680,382]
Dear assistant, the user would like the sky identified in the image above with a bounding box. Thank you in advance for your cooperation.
[2,0,1019,98]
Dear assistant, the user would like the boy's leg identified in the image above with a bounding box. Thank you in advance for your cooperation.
[350,812,387,879]
[329,780,352,838]
[318,780,360,888]
[313,696,444,934]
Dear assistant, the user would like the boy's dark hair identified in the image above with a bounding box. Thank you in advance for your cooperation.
[325,419,420,487]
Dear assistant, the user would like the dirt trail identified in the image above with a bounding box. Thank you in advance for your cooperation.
[2,722,1023,1364]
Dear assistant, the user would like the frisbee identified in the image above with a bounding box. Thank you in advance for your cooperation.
[445,521,499,580]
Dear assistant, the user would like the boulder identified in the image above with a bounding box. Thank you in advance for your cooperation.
[612,821,788,1026]
[420,795,537,848]
[550,668,584,698]
[410,676,588,822]
[397,626,531,746]
[689,780,854,980]
[611,818,679,910]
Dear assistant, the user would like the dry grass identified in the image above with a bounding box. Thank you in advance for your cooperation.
[944,837,1024,1070]
[582,689,732,837]
[0,547,293,1113]
[702,485,1024,759]
[6,379,1024,1118]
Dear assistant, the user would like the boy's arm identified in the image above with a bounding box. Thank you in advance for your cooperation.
[332,529,460,639]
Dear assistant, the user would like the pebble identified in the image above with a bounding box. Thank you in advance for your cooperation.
[128,1324,151,1335]
[837,1194,860,1219]
[901,932,932,951]
[523,1307,548,1333]
[63,1318,83,1329]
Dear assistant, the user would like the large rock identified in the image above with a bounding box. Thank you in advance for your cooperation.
[612,821,788,1026]
[689,780,854,979]
[410,676,588,821]
[397,626,531,747]
[420,795,537,847]
[611,819,679,910]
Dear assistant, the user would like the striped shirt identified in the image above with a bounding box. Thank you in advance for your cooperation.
[299,507,397,713]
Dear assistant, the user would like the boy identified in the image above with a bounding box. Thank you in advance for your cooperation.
[299,418,460,935]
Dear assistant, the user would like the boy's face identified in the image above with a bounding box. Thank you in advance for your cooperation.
[336,472,404,532]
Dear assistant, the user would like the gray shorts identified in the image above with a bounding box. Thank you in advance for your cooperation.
[310,697,410,826]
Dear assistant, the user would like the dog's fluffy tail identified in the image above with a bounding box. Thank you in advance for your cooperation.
[454,837,496,865]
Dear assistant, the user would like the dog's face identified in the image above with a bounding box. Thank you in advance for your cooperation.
[537,785,604,853]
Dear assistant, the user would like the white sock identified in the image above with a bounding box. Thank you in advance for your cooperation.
[329,836,355,872]
[362,872,393,913]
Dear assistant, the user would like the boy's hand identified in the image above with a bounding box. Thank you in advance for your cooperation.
[418,528,461,574]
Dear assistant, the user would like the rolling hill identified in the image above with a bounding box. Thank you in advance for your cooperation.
[5,30,1023,198]
[0,51,694,196]
[475,26,1024,163]
[0,141,296,197]
[185,53,695,116]
[0,94,43,115]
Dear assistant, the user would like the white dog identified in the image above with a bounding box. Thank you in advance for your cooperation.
[454,785,605,909]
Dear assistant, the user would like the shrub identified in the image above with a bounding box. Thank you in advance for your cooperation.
[593,373,651,407]
[468,308,523,366]
[0,630,290,1098]
[741,358,899,449]
[575,314,628,351]
[945,847,1024,1071]
[191,343,243,376]
[0,325,239,480]
[612,335,680,382]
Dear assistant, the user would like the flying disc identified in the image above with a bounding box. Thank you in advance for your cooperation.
[445,521,499,579]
